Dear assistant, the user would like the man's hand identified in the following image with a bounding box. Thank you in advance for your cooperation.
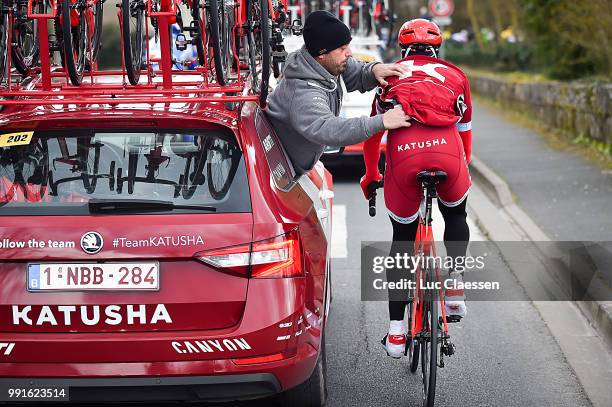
[372,63,408,86]
[383,105,412,130]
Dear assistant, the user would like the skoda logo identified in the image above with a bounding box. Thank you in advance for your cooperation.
[81,231,103,254]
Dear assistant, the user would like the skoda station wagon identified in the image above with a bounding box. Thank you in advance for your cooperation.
[0,75,334,405]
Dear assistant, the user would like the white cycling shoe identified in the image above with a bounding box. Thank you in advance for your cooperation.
[381,320,407,358]
[445,300,467,321]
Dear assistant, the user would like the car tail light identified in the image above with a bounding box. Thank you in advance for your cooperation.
[195,230,303,278]
[195,243,251,276]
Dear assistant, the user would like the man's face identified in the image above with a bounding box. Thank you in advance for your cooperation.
[317,44,352,76]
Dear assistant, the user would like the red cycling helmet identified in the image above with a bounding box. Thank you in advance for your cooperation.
[398,19,443,48]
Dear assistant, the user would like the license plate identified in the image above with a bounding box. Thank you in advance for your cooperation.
[27,263,159,291]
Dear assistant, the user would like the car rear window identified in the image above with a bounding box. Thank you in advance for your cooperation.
[0,129,251,215]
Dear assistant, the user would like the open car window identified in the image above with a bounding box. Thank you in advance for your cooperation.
[0,129,251,215]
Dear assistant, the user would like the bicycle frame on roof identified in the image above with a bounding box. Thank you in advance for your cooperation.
[0,0,259,107]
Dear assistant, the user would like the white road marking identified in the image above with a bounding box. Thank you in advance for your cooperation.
[331,204,348,258]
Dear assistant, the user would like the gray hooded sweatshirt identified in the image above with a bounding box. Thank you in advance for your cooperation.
[265,46,386,176]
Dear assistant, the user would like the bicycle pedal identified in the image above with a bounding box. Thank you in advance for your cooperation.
[445,315,462,323]
[175,34,189,52]
[291,20,303,36]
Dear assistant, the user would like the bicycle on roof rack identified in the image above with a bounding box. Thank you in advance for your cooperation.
[0,0,300,107]
[1,0,48,84]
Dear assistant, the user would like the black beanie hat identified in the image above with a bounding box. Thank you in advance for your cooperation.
[303,11,352,56]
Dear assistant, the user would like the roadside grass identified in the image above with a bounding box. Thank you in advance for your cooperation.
[463,67,552,84]
[473,94,612,171]
[462,67,611,85]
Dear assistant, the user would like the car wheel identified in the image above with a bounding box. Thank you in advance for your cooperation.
[280,333,328,406]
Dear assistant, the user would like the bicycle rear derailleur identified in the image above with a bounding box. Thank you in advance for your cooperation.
[439,339,455,368]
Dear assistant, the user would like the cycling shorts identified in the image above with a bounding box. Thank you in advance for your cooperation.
[383,122,471,224]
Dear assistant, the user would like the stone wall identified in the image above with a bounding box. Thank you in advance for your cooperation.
[468,75,612,146]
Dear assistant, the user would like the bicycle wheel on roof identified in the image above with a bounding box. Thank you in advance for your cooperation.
[122,0,146,85]
[245,0,270,106]
[0,11,9,86]
[192,0,206,66]
[207,0,235,85]
[58,0,90,86]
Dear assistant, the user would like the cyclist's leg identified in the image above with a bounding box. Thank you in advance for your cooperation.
[387,217,418,321]
[427,126,471,320]
[382,217,418,357]
[438,197,469,264]
[383,141,421,323]
[381,132,422,357]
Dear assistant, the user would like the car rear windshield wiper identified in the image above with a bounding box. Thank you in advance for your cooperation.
[88,199,217,213]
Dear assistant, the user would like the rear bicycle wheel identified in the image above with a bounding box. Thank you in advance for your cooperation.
[408,300,420,373]
[420,271,438,407]
[206,0,234,85]
[60,0,89,85]
[122,0,145,85]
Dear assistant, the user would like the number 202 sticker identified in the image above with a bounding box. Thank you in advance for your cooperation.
[0,131,34,148]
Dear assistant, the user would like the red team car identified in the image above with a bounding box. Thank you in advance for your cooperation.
[0,76,333,404]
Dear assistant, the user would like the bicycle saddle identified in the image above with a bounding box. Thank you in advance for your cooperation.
[416,170,447,186]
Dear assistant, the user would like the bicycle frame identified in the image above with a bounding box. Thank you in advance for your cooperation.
[410,184,450,345]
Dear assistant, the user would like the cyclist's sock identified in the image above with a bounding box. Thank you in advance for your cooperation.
[389,301,407,321]
[389,319,405,335]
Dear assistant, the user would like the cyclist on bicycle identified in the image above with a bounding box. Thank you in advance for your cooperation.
[360,19,472,358]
